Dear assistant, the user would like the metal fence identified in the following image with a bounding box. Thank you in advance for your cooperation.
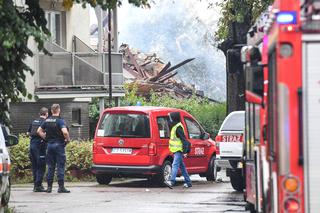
[38,40,123,88]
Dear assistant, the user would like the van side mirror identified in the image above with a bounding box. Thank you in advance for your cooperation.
[201,132,210,140]
[5,135,18,147]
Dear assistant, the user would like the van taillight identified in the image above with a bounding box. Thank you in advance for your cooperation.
[148,143,157,156]
[215,135,222,142]
[0,159,3,174]
[215,135,221,155]
[93,141,97,154]
[216,142,220,155]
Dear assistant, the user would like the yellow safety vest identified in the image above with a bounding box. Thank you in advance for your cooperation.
[169,122,184,153]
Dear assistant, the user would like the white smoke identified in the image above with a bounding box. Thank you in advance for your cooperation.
[118,0,226,101]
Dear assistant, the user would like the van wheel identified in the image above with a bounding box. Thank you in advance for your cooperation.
[230,170,244,192]
[155,160,172,186]
[1,178,10,207]
[96,174,112,185]
[206,156,217,181]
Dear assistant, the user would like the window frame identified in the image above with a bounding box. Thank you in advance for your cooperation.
[268,49,277,158]
[98,112,151,138]
[156,116,170,139]
[184,117,203,140]
[71,108,81,126]
[45,10,64,47]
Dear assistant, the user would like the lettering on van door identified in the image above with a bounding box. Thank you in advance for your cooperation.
[195,147,204,155]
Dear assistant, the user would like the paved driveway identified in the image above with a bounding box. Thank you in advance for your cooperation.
[10,175,247,213]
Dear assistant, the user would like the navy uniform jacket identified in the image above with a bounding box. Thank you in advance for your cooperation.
[40,116,66,144]
[28,118,46,143]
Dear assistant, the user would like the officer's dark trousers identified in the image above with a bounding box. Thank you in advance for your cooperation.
[29,141,46,186]
[46,142,66,184]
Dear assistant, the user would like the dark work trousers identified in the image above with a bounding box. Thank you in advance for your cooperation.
[46,142,66,184]
[29,141,47,186]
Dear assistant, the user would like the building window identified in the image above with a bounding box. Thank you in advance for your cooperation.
[45,11,63,46]
[72,108,81,125]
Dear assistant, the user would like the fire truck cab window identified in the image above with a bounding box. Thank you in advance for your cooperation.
[268,50,277,156]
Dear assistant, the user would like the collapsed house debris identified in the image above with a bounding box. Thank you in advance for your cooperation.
[120,44,211,100]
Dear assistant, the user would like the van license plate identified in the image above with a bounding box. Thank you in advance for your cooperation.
[111,148,132,154]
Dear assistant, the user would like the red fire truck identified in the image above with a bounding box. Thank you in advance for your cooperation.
[241,0,320,212]
[241,11,269,212]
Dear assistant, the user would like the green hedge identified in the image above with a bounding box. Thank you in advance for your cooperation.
[10,135,94,184]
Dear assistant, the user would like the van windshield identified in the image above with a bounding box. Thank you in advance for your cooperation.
[97,113,150,138]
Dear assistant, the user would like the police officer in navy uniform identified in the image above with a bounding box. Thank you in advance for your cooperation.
[37,104,71,193]
[27,107,48,192]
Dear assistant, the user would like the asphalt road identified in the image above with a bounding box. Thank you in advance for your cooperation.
[9,174,248,213]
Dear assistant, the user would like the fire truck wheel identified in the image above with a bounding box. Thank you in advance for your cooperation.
[96,174,112,185]
[206,155,217,181]
[230,170,244,192]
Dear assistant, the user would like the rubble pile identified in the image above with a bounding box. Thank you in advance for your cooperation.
[119,44,198,99]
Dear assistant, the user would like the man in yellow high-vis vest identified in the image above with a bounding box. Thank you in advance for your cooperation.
[164,112,192,189]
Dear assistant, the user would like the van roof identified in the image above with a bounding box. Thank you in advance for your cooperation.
[103,106,184,113]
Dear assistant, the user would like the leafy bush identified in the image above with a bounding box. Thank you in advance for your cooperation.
[9,135,93,184]
[4,206,15,213]
[65,140,92,171]
[10,135,32,181]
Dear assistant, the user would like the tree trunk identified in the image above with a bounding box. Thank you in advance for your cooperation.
[219,21,251,115]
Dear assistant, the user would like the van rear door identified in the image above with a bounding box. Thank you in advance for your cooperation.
[218,112,244,158]
[93,111,152,166]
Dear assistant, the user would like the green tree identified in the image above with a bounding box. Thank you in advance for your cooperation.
[0,0,150,126]
[212,0,273,113]
[215,0,273,52]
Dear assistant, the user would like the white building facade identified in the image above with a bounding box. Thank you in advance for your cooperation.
[11,0,124,139]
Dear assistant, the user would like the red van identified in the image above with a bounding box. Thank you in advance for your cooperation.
[92,106,217,185]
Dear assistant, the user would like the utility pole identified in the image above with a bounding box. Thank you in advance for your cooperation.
[108,8,112,107]
[95,6,105,115]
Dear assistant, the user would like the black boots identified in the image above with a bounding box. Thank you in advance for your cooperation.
[34,184,46,192]
[45,181,70,193]
[58,186,70,193]
[58,180,70,193]
[47,182,53,193]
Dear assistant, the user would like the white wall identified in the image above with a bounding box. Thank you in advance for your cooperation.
[24,39,38,101]
[66,4,90,51]
[23,2,90,100]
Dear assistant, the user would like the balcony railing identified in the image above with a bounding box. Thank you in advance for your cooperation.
[37,38,123,89]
